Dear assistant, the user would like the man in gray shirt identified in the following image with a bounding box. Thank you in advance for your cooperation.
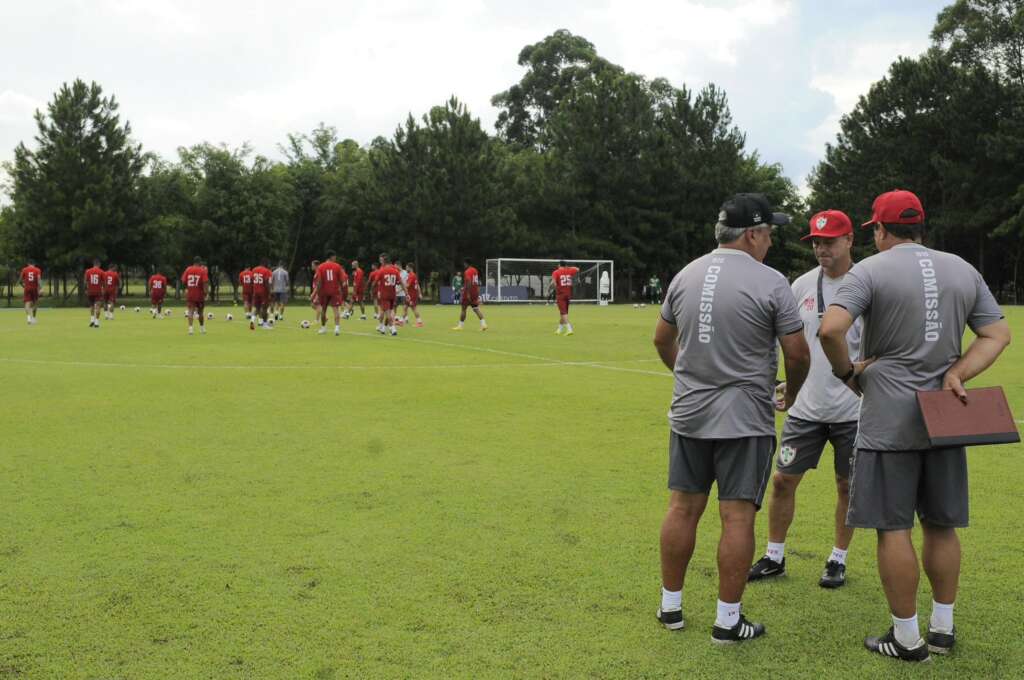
[654,193,810,644]
[820,190,1009,662]
[271,260,290,321]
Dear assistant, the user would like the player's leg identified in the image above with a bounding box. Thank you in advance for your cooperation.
[333,299,341,335]
[186,302,194,333]
[819,421,858,587]
[454,298,468,329]
[472,303,487,329]
[412,301,422,325]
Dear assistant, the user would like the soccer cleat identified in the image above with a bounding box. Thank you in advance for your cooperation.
[415,320,423,328]
[864,628,930,662]
[200,326,206,335]
[188,327,194,335]
[390,328,398,336]
[656,608,685,631]
[927,627,955,655]
[480,325,488,332]
[566,328,574,336]
[819,560,846,588]
[712,615,765,644]
[451,326,463,331]
[317,327,326,334]
[555,327,563,335]
[360,315,366,320]
[748,556,785,581]
[334,327,340,336]
[250,320,255,331]
[377,326,386,335]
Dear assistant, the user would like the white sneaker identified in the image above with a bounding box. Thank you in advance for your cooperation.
[188,327,194,335]
[317,327,326,335]
[200,326,206,334]
[334,326,340,336]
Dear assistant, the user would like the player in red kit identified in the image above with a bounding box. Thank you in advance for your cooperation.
[309,260,321,321]
[369,262,381,323]
[376,254,404,336]
[250,259,273,330]
[20,260,42,325]
[239,266,254,320]
[149,270,169,317]
[181,256,209,334]
[313,251,345,336]
[102,265,121,320]
[453,259,487,331]
[344,259,367,320]
[552,260,580,335]
[402,262,424,327]
[84,259,106,327]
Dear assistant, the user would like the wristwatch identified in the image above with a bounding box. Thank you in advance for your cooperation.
[836,363,856,383]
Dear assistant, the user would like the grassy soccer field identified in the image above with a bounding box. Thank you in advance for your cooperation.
[1,303,1021,679]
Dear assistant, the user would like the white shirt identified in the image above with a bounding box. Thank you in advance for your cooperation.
[788,265,863,423]
[599,271,610,294]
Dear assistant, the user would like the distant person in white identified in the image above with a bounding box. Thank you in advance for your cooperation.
[599,270,610,301]
[271,261,290,320]
[820,190,1009,662]
[748,210,863,589]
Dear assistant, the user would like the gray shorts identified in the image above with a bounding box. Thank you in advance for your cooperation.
[777,418,857,478]
[272,291,288,303]
[846,448,968,531]
[668,432,776,509]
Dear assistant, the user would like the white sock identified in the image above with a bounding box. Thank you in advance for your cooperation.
[557,324,564,331]
[829,547,848,565]
[766,541,785,562]
[480,319,487,328]
[457,321,464,328]
[566,323,573,331]
[930,601,954,632]
[892,613,920,647]
[715,600,741,628]
[335,324,340,332]
[661,587,682,612]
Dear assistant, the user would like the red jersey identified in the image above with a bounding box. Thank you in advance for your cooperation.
[369,269,381,291]
[84,267,105,295]
[352,267,365,290]
[21,265,42,291]
[181,265,209,301]
[552,266,579,296]
[315,261,344,296]
[378,265,402,296]
[104,270,121,293]
[239,269,253,293]
[149,274,168,296]
[464,266,481,294]
[405,271,420,295]
[251,266,272,295]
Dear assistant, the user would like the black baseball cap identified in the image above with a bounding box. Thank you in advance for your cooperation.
[718,193,791,229]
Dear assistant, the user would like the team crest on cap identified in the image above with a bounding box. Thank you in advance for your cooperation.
[752,211,762,223]
[815,216,828,230]
[779,445,796,466]
[719,210,728,223]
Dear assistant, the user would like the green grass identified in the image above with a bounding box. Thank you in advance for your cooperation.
[1,303,1022,679]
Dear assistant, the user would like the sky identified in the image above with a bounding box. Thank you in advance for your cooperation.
[0,0,948,199]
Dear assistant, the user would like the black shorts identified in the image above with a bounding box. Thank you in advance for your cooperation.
[846,448,968,531]
[776,418,857,478]
[668,432,775,509]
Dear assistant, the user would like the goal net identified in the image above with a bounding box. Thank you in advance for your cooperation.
[484,259,614,303]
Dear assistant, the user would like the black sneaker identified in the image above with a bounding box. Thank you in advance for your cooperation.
[656,608,685,631]
[819,560,846,588]
[712,614,765,644]
[864,627,930,662]
[748,556,785,581]
[927,627,955,655]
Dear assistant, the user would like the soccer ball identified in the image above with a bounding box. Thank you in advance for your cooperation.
[119,304,126,311]
[640,303,647,308]
[165,309,172,316]
[633,303,639,309]
[207,312,214,320]
[226,313,233,321]
[133,306,140,313]
[300,320,311,329]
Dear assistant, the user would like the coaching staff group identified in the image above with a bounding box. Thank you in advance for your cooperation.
[821,190,1010,662]
[653,193,810,643]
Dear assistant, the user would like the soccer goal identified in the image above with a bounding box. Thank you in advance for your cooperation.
[484,259,615,303]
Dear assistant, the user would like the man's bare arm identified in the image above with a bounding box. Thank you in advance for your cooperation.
[943,319,1011,402]
[653,318,679,371]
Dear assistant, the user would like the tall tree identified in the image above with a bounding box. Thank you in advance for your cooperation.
[6,79,146,281]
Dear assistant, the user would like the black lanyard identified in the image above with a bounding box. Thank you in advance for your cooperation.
[817,265,852,319]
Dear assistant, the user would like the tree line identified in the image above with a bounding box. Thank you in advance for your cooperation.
[2,1,1022,302]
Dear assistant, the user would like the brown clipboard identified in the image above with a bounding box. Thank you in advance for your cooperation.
[916,387,1020,448]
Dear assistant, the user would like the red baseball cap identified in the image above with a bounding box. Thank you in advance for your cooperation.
[861,190,925,227]
[802,210,852,240]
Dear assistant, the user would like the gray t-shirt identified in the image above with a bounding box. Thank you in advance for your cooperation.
[271,267,290,293]
[660,248,803,439]
[788,266,863,423]
[831,243,1003,451]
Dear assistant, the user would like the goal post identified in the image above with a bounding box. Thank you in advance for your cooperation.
[484,258,614,303]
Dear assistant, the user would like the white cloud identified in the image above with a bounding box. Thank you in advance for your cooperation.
[804,37,929,155]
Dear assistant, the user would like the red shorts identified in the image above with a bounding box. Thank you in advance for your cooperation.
[379,295,396,312]
[354,287,365,301]
[461,290,480,308]
[87,293,102,305]
[103,291,117,304]
[557,294,571,315]
[151,294,165,306]
[321,293,341,308]
[187,297,205,309]
[23,289,39,303]
[408,293,419,307]
[242,291,253,305]
[252,292,268,307]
